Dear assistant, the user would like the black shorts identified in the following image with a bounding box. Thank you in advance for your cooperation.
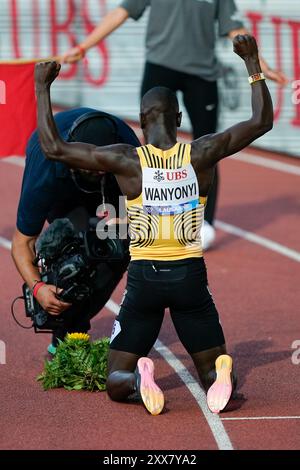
[110,258,225,356]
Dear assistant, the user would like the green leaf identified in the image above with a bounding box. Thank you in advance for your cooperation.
[72,384,84,390]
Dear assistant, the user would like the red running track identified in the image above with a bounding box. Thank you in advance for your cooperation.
[0,147,299,450]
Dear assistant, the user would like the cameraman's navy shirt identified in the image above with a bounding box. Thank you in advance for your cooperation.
[17,108,140,236]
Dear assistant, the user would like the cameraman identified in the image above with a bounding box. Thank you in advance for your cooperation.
[11,107,140,354]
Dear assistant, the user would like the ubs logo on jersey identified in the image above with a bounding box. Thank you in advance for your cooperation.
[153,170,165,182]
[153,169,188,182]
[166,170,188,181]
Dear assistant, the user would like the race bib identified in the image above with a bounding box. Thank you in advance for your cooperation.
[142,164,199,216]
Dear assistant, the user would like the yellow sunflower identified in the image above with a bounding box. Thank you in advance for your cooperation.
[67,332,90,342]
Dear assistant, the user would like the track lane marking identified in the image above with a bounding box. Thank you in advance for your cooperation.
[230,153,300,176]
[2,156,25,167]
[106,298,234,451]
[128,124,300,175]
[2,221,300,263]
[221,416,300,421]
[215,220,300,263]
[2,149,300,175]
[0,236,11,250]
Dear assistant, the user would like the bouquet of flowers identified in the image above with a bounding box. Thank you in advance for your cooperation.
[37,333,110,391]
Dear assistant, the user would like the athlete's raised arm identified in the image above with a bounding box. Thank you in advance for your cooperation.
[35,62,137,178]
[191,35,273,171]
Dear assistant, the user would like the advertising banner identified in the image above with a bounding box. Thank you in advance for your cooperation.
[0,0,299,156]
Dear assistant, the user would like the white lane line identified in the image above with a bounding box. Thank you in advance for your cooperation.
[3,151,300,175]
[2,156,25,167]
[2,150,300,176]
[154,339,233,450]
[106,298,233,451]
[2,219,299,264]
[129,123,300,175]
[231,153,300,176]
[2,141,300,176]
[215,220,300,263]
[0,236,12,250]
[221,416,300,421]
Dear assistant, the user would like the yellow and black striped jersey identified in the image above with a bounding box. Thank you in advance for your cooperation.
[127,143,207,261]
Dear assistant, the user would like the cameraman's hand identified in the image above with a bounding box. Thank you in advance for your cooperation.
[35,284,72,316]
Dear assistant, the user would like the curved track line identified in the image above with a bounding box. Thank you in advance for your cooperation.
[2,156,25,167]
[106,298,233,451]
[2,220,300,263]
[231,153,300,176]
[0,236,11,250]
[215,220,300,263]
[221,416,300,421]
[2,149,300,176]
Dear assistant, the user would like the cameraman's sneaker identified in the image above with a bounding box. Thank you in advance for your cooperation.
[137,358,164,416]
[47,329,67,356]
[47,343,57,356]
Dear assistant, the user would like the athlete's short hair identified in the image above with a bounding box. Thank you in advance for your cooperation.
[141,87,179,117]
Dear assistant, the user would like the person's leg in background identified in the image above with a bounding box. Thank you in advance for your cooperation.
[141,62,181,100]
[182,75,219,250]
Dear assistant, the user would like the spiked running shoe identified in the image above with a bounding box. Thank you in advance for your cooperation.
[137,357,164,416]
[207,354,233,414]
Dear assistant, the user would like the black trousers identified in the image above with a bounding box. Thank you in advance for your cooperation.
[110,258,225,355]
[141,62,219,225]
[51,206,129,343]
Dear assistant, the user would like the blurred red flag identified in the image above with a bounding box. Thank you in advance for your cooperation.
[0,62,36,157]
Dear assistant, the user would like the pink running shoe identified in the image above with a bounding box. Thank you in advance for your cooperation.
[207,355,233,414]
[137,357,164,416]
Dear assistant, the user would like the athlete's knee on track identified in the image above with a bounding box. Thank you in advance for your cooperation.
[106,370,135,402]
[106,371,122,401]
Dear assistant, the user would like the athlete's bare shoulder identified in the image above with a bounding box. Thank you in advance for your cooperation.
[92,143,140,176]
[190,134,229,173]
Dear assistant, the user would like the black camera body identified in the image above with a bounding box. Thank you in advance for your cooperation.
[22,218,128,333]
[23,283,65,331]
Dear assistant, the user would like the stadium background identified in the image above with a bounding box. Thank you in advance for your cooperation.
[1,1,300,451]
[0,0,299,156]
